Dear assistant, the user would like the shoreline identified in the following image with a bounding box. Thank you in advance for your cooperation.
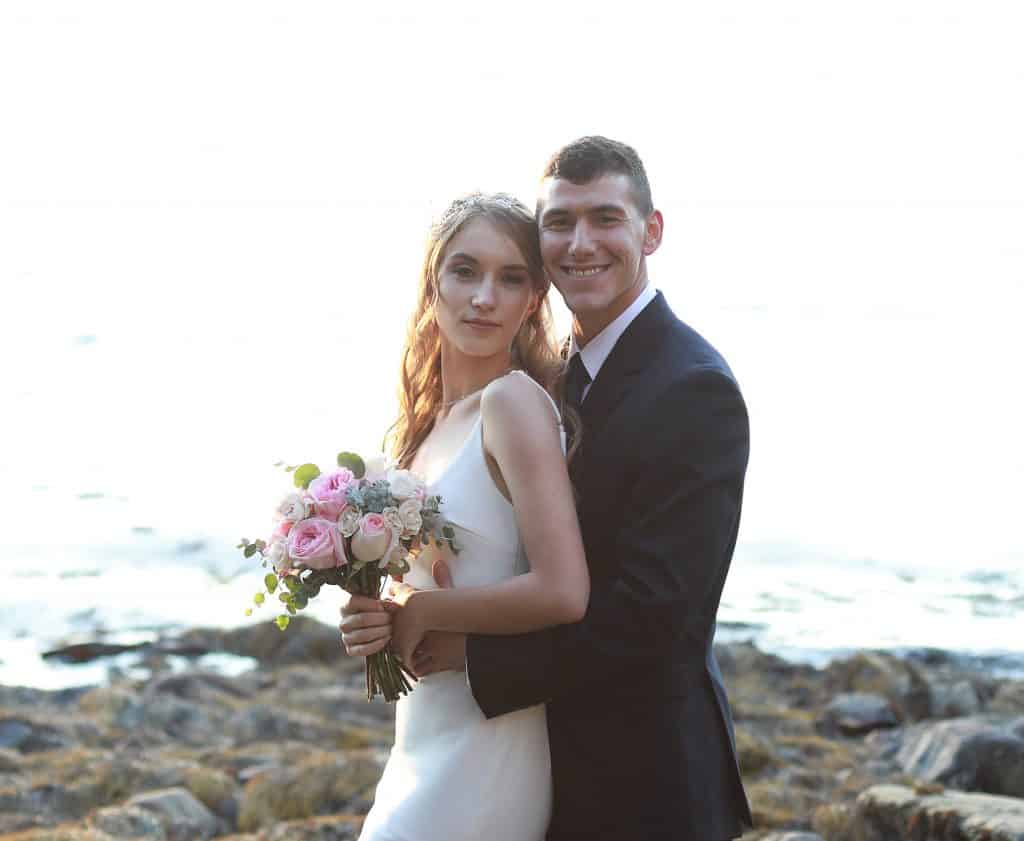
[1,618,1023,840]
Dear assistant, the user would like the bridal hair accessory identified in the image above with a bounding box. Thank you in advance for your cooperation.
[239,451,459,702]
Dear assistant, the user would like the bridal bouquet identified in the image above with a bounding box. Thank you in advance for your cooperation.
[238,451,456,701]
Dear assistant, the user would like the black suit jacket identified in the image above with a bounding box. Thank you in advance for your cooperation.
[466,292,753,841]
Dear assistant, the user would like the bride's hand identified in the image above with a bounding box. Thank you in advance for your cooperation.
[388,582,432,669]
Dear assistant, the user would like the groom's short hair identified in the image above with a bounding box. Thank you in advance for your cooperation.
[541,136,654,216]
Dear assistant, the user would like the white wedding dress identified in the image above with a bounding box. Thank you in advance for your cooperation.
[359,372,560,841]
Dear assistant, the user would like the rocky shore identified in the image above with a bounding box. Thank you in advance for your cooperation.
[2,618,1023,841]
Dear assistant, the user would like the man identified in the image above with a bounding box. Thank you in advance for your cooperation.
[343,136,752,841]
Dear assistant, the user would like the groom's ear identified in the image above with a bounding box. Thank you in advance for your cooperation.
[642,210,664,256]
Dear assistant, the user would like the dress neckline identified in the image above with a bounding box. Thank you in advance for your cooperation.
[421,409,484,488]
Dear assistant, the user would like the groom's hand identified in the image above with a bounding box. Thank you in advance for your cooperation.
[338,594,397,658]
[410,560,467,676]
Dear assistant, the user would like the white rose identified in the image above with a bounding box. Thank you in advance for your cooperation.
[266,540,290,573]
[275,493,308,522]
[398,498,423,534]
[338,507,361,537]
[387,468,423,501]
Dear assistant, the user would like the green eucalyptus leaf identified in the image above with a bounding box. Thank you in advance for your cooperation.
[276,615,290,630]
[265,573,278,593]
[293,463,321,489]
[284,576,302,593]
[244,607,252,616]
[254,592,265,605]
[336,451,366,478]
[294,594,308,610]
[286,603,297,615]
[278,592,291,604]
[243,544,259,558]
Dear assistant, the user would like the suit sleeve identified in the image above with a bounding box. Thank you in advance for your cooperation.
[466,367,750,717]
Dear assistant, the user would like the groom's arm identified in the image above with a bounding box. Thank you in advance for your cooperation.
[466,366,749,718]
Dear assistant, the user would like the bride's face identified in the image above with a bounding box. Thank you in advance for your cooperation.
[435,218,539,360]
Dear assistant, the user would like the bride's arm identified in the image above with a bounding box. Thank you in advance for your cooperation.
[390,374,588,657]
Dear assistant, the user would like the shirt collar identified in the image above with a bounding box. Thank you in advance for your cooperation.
[569,283,658,383]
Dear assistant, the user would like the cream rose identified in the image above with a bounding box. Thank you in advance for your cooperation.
[338,506,361,538]
[275,493,308,522]
[382,506,403,533]
[398,498,423,534]
[266,540,290,574]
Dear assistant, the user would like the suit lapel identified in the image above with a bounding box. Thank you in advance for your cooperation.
[580,292,672,435]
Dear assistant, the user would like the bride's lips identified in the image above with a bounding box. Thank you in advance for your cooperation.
[463,318,501,330]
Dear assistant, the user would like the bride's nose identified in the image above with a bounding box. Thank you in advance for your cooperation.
[470,277,497,310]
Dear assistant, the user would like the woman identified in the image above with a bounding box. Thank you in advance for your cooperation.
[354,193,587,841]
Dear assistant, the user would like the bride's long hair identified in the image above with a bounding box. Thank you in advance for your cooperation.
[388,193,563,468]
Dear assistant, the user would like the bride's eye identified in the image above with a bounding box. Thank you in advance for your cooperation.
[502,273,527,286]
[453,265,475,279]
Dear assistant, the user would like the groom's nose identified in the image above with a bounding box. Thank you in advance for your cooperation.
[568,221,595,258]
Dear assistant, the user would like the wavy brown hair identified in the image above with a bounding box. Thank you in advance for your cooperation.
[388,193,563,469]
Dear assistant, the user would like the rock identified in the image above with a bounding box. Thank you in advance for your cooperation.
[0,715,73,752]
[760,834,824,841]
[992,681,1024,715]
[226,704,351,747]
[91,804,169,839]
[819,693,898,736]
[0,745,23,771]
[824,651,930,721]
[237,753,384,831]
[263,815,363,840]
[184,765,239,825]
[176,617,356,667]
[143,671,252,702]
[133,693,230,747]
[0,812,48,834]
[929,678,984,718]
[41,641,147,664]
[735,726,780,775]
[855,783,1024,841]
[897,717,1024,798]
[126,787,223,841]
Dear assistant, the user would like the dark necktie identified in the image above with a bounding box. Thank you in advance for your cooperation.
[565,353,592,410]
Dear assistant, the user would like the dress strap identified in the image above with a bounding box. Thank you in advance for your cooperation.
[505,370,562,426]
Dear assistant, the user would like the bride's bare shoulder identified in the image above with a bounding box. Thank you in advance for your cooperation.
[480,372,561,449]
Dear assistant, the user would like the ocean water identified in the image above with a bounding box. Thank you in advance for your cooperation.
[3,297,1023,690]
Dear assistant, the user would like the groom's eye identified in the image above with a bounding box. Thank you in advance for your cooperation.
[542,217,570,231]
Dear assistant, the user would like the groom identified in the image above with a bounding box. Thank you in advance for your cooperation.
[343,136,752,841]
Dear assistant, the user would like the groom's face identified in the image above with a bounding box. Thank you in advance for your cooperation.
[537,174,659,331]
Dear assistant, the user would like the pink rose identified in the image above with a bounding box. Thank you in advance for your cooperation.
[286,517,346,569]
[272,520,294,540]
[350,513,392,564]
[308,468,356,520]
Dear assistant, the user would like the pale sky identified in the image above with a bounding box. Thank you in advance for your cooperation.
[2,1,1022,573]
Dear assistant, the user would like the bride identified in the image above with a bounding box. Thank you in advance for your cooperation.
[352,193,587,841]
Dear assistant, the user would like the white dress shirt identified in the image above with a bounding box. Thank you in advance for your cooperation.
[569,282,658,401]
